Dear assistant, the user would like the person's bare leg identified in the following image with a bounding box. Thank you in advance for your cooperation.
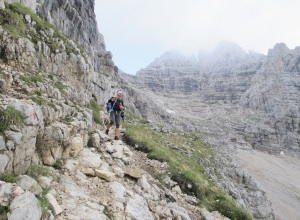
[114,128,120,140]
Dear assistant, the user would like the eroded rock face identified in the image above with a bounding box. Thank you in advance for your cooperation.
[124,41,300,219]
[133,42,300,154]
[240,43,300,152]
[0,0,118,175]
[41,0,117,102]
[137,51,201,93]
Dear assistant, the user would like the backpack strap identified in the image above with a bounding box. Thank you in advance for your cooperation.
[111,99,117,111]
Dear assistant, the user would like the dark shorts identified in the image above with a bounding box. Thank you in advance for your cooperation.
[110,111,121,128]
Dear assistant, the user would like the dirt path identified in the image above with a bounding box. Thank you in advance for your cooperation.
[236,149,300,220]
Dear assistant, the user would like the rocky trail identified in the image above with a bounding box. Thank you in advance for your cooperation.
[236,149,300,220]
[1,127,229,220]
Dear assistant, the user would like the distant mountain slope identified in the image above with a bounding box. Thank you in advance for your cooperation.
[133,42,300,155]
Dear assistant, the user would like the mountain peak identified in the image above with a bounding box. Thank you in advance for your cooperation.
[267,43,291,57]
[211,41,247,61]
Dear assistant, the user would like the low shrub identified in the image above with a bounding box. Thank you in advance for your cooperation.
[53,159,63,170]
[0,106,24,132]
[0,172,18,183]
[88,99,102,124]
[34,89,42,96]
[54,81,65,92]
[0,205,8,220]
[26,164,49,180]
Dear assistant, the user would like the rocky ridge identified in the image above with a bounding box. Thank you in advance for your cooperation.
[1,128,229,220]
[119,41,300,219]
[133,42,300,155]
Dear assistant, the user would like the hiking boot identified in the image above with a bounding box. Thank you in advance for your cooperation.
[105,129,109,135]
[114,136,119,140]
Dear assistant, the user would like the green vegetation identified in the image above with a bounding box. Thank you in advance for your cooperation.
[0,106,24,132]
[30,96,46,106]
[103,208,113,219]
[34,89,42,96]
[123,113,252,220]
[0,172,18,183]
[0,3,84,56]
[53,159,63,170]
[88,99,102,124]
[0,205,8,220]
[48,74,54,80]
[26,164,49,181]
[38,189,50,218]
[54,81,65,92]
[47,102,57,111]
[19,74,43,83]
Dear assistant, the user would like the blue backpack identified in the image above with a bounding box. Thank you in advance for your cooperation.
[106,100,117,113]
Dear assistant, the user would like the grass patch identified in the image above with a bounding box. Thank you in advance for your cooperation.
[0,106,24,132]
[0,205,8,220]
[47,102,57,111]
[88,99,102,124]
[0,172,18,183]
[0,3,86,57]
[48,74,54,80]
[19,74,43,83]
[54,81,65,92]
[26,164,49,181]
[30,96,46,106]
[38,189,50,218]
[34,89,42,96]
[53,159,63,170]
[103,208,113,219]
[123,116,252,220]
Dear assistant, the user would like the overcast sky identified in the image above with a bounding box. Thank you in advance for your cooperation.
[95,0,300,75]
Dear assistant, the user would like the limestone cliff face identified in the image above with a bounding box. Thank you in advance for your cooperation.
[137,51,201,93]
[0,1,118,174]
[134,42,300,154]
[127,42,300,219]
[240,43,300,152]
[41,0,116,102]
[200,42,265,104]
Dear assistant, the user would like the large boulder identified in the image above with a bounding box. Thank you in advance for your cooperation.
[8,191,42,220]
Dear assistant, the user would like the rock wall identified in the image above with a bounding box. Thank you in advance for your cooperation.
[134,42,300,154]
[240,43,300,153]
[0,0,118,174]
[137,51,202,93]
[0,0,36,11]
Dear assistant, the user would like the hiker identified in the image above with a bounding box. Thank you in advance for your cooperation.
[105,90,125,140]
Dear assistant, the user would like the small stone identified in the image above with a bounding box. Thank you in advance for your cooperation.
[172,185,182,194]
[113,167,124,177]
[81,168,95,176]
[94,169,115,182]
[124,168,141,179]
[46,193,63,216]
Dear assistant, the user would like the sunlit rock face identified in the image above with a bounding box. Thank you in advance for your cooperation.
[41,0,117,102]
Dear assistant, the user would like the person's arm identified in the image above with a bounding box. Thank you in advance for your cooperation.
[119,100,125,110]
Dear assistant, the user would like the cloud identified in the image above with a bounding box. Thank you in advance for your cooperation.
[95,0,300,73]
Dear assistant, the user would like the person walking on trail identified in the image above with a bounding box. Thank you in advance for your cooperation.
[105,90,125,140]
